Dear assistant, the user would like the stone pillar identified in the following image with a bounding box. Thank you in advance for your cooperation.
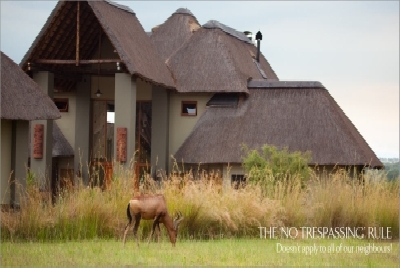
[31,71,54,191]
[74,75,91,185]
[12,121,29,206]
[1,119,12,207]
[151,86,169,178]
[114,73,136,173]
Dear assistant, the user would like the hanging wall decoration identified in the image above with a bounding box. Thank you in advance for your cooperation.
[33,124,44,159]
[117,127,127,162]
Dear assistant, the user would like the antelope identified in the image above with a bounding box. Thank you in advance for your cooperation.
[122,194,184,247]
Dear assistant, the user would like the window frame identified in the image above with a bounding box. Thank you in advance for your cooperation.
[181,101,197,116]
[54,98,69,112]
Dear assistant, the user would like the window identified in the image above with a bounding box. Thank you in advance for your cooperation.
[181,101,197,116]
[54,98,69,112]
[231,174,246,189]
[107,102,115,123]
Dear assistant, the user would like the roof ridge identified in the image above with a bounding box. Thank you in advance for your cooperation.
[248,80,325,88]
[202,20,253,45]
[173,8,194,16]
[253,59,267,79]
[103,0,135,14]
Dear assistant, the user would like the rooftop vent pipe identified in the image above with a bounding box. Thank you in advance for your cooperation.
[244,31,253,41]
[244,31,257,45]
[255,31,262,63]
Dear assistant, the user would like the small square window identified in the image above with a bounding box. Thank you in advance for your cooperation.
[181,101,197,116]
[54,98,69,112]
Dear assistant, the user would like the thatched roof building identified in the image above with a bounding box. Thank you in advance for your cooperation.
[150,8,382,169]
[1,51,60,120]
[19,0,174,91]
[174,80,383,168]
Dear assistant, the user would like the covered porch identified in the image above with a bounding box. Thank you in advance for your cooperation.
[19,1,174,192]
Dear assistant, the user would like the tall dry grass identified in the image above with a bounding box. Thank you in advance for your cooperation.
[161,173,285,239]
[1,164,398,241]
[260,168,399,238]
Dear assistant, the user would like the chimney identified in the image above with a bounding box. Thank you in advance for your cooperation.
[244,31,253,41]
[255,31,262,63]
[244,31,257,46]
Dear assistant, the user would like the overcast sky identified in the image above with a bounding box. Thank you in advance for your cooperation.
[1,1,399,158]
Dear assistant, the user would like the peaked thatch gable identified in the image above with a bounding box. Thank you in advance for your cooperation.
[1,51,60,121]
[88,1,174,88]
[52,123,74,157]
[150,8,201,61]
[20,0,174,90]
[174,81,383,168]
[167,21,279,94]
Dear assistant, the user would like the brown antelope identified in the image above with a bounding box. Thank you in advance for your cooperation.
[122,194,184,247]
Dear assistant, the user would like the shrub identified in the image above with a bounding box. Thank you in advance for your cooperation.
[242,144,312,192]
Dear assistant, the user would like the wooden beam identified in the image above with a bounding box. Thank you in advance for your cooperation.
[35,59,121,64]
[53,68,125,77]
[98,28,101,75]
[76,1,80,66]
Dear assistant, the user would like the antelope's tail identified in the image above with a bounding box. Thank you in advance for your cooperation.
[126,203,132,224]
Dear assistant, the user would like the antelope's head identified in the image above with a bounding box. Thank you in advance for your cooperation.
[170,211,184,246]
[173,211,184,232]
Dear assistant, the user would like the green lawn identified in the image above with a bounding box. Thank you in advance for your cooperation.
[1,239,398,266]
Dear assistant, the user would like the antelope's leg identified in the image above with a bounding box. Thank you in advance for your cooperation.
[133,214,141,247]
[123,219,133,246]
[156,223,161,243]
[123,223,131,245]
[148,214,161,245]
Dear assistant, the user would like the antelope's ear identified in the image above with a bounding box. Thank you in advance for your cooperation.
[177,211,184,221]
[173,211,183,221]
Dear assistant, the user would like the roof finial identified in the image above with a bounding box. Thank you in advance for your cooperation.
[255,31,262,41]
[256,31,262,63]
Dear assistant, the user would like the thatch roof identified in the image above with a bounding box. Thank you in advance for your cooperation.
[20,0,174,91]
[150,8,201,61]
[1,51,60,121]
[166,21,279,94]
[174,81,383,168]
[52,123,74,157]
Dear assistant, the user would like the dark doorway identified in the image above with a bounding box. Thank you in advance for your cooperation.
[135,101,152,182]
